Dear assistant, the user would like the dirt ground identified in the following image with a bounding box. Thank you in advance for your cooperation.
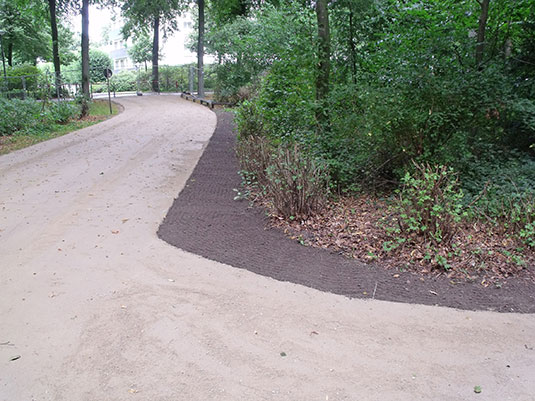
[1,96,534,401]
[159,112,535,313]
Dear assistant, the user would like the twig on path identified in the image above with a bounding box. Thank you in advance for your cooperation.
[372,282,378,299]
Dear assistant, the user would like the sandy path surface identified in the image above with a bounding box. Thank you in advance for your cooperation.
[0,96,534,401]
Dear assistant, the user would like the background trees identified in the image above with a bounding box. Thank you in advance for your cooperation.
[221,0,534,184]
[226,0,535,260]
[128,32,152,71]
[120,0,187,92]
[0,0,51,65]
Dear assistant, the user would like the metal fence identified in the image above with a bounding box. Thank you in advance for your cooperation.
[0,66,214,100]
[0,70,84,101]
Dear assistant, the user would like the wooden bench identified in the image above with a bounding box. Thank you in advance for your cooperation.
[180,92,234,109]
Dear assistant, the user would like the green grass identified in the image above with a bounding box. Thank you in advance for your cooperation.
[0,100,120,155]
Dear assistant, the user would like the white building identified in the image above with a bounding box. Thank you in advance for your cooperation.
[101,29,136,73]
[99,13,206,74]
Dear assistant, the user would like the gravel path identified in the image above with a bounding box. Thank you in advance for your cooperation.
[1,97,534,401]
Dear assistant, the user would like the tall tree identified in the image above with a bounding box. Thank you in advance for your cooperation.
[207,0,249,25]
[58,0,102,114]
[81,0,90,115]
[151,14,160,91]
[121,0,187,93]
[0,0,50,65]
[475,0,490,67]
[47,0,61,95]
[197,0,204,97]
[315,0,330,132]
[128,32,152,71]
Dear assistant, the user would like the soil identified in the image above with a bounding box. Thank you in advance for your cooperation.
[268,196,535,281]
[158,111,535,313]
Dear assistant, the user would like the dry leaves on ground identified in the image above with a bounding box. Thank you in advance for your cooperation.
[262,194,535,282]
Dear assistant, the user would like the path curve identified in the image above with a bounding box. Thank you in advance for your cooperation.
[158,112,535,313]
[1,97,534,401]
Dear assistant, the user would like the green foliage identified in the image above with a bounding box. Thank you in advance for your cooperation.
[389,162,465,245]
[236,135,330,219]
[255,60,315,144]
[520,222,535,248]
[462,152,535,248]
[48,101,78,123]
[101,65,216,94]
[0,0,51,64]
[0,98,41,135]
[109,71,138,92]
[127,33,152,67]
[207,3,316,102]
[121,0,188,38]
[5,64,42,92]
[62,50,113,84]
[235,100,266,139]
[264,143,329,219]
[222,0,535,262]
[0,98,79,136]
[89,50,113,83]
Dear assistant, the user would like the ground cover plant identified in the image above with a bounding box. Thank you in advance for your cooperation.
[217,0,535,282]
[0,99,119,155]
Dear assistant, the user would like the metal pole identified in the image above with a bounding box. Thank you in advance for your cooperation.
[106,76,112,114]
[0,30,6,94]
[189,66,194,93]
[0,31,6,80]
[21,76,26,100]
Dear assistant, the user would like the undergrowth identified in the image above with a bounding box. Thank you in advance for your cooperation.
[236,135,329,219]
[0,99,118,155]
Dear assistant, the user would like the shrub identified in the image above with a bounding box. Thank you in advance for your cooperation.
[471,187,535,248]
[0,98,42,135]
[110,71,138,92]
[255,60,315,144]
[264,143,329,219]
[214,63,256,102]
[89,50,113,83]
[236,136,329,219]
[6,64,42,92]
[389,162,465,245]
[0,98,80,136]
[235,100,266,139]
[49,101,79,124]
[460,149,535,247]
[236,135,272,191]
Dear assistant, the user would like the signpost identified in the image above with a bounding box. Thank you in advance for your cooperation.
[104,68,113,114]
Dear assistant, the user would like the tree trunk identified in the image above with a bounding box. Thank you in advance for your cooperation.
[504,37,512,58]
[348,6,357,85]
[475,0,490,67]
[315,0,330,132]
[152,15,160,92]
[197,0,205,97]
[0,40,6,79]
[48,0,61,96]
[7,42,12,66]
[81,0,90,116]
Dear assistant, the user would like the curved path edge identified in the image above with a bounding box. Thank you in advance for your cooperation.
[158,111,535,313]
